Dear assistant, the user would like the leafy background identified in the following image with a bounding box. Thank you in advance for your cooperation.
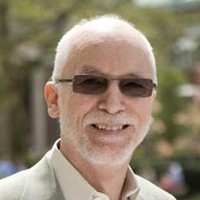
[0,0,200,199]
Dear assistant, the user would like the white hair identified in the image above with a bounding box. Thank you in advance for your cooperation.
[52,14,157,84]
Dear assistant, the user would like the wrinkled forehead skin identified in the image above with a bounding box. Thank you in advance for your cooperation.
[53,17,157,83]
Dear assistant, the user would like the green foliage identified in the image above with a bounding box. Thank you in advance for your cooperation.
[0,0,199,158]
[156,66,188,142]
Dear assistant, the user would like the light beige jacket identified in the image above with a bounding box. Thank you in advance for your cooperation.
[0,153,176,200]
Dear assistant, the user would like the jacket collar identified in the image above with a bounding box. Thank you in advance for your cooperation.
[21,153,64,200]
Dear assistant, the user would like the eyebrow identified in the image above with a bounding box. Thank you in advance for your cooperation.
[75,65,100,74]
[75,65,145,78]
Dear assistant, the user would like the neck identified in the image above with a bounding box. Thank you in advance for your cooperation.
[60,142,130,200]
[84,163,129,200]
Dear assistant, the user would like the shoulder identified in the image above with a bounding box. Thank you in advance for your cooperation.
[0,153,53,200]
[0,169,28,200]
[135,175,176,200]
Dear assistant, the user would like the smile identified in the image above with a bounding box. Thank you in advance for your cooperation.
[92,124,129,131]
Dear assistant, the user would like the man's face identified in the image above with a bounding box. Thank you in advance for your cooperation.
[57,35,155,166]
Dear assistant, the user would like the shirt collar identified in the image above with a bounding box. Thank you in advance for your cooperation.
[121,166,140,200]
[48,139,140,200]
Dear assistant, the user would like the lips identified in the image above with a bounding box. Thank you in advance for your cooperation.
[92,124,129,131]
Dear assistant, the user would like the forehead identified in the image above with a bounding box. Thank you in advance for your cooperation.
[58,20,155,79]
[62,35,154,80]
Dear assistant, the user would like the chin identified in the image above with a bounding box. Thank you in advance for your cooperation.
[78,139,137,167]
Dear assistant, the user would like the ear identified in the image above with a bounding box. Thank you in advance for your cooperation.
[44,81,59,118]
[152,90,157,101]
[151,90,158,116]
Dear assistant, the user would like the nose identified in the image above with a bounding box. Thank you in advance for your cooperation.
[97,82,125,114]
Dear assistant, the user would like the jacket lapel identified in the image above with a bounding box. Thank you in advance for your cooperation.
[21,154,64,200]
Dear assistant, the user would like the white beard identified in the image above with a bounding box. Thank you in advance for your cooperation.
[59,110,151,167]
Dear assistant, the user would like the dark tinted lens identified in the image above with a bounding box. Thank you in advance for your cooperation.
[120,78,154,97]
[73,75,107,94]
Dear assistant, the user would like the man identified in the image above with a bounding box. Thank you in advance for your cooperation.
[0,15,176,200]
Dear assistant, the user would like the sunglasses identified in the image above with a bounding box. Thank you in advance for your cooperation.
[55,75,156,97]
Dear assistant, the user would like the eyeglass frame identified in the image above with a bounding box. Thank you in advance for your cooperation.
[52,74,157,97]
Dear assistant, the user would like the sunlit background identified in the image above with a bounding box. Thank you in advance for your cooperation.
[0,0,200,199]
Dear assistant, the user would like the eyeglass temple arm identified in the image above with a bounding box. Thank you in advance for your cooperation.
[53,79,74,83]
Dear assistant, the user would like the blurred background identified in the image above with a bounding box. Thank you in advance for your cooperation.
[0,0,200,199]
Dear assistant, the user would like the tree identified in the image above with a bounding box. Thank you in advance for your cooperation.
[0,0,200,158]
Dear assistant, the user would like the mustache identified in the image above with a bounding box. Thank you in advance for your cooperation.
[83,111,137,126]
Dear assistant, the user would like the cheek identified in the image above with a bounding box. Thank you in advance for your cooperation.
[130,98,153,122]
[65,95,97,129]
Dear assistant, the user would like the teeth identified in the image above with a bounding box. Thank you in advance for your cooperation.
[95,124,124,131]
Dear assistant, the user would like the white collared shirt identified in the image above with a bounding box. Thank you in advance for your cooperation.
[47,140,140,200]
